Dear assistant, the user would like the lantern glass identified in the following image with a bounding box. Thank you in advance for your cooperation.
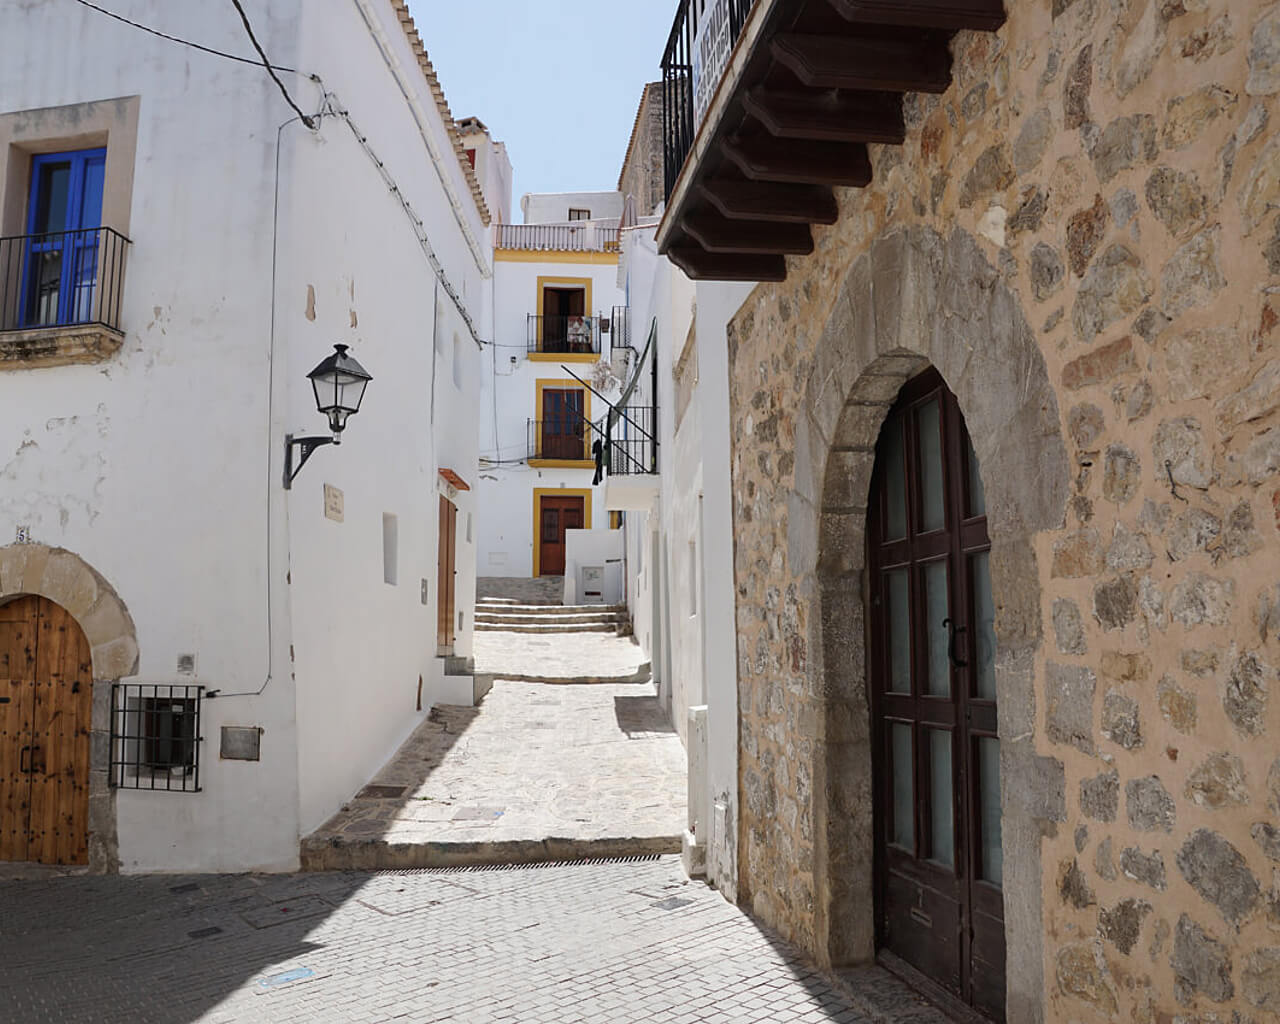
[307,344,372,436]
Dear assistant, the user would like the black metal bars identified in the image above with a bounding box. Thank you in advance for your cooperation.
[662,0,756,198]
[0,226,130,334]
[109,684,203,793]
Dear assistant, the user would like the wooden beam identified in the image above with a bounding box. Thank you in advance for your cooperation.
[827,0,1006,31]
[682,209,814,256]
[667,246,788,282]
[743,87,906,144]
[698,180,839,224]
[721,135,873,188]
[771,33,952,94]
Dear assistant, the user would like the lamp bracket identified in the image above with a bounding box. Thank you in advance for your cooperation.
[284,433,336,489]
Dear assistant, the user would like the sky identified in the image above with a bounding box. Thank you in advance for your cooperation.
[406,2,671,216]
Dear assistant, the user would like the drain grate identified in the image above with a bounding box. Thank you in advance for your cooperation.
[188,926,223,939]
[375,853,667,875]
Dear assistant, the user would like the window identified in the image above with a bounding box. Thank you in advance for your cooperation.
[109,684,203,792]
[464,148,477,168]
[689,540,698,616]
[568,208,591,221]
[540,285,589,353]
[383,513,399,585]
[22,148,106,328]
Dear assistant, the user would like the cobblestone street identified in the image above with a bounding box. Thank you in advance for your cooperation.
[0,856,950,1024]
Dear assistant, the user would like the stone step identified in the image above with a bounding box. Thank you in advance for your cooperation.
[475,612,626,626]
[301,833,681,872]
[477,602,625,615]
[475,622,621,634]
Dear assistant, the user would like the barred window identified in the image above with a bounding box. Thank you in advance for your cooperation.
[110,684,203,792]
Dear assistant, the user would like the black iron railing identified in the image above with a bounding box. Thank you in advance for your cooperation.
[110,684,203,793]
[608,305,632,350]
[602,405,658,476]
[529,417,593,461]
[0,226,130,334]
[662,0,756,198]
[527,315,602,355]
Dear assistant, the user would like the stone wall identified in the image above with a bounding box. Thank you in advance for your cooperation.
[724,1,1280,1019]
[618,82,665,218]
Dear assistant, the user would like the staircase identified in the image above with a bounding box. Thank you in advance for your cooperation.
[475,597,632,636]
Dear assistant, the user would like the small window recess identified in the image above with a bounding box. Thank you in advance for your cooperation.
[383,513,399,585]
[109,684,204,792]
[568,208,591,221]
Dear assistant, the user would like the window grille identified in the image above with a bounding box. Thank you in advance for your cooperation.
[109,684,203,792]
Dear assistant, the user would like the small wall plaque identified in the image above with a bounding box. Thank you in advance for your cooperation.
[220,726,262,761]
[324,484,344,523]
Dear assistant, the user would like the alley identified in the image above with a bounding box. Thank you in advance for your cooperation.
[303,600,684,869]
[0,856,951,1024]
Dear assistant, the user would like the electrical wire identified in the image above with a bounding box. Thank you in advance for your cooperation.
[227,0,317,129]
[68,0,300,73]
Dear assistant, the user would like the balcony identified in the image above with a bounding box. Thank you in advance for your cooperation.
[528,417,594,466]
[657,0,1006,281]
[0,226,130,369]
[602,405,661,511]
[497,223,621,253]
[527,315,603,357]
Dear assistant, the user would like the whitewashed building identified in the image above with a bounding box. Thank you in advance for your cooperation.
[0,0,489,873]
[476,191,631,593]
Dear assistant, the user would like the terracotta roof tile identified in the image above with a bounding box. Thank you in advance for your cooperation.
[388,0,491,227]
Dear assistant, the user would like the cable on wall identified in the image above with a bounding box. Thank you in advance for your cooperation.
[321,93,486,349]
[68,0,301,73]
[227,0,317,129]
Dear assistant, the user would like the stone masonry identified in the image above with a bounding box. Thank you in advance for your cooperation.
[722,2,1280,1021]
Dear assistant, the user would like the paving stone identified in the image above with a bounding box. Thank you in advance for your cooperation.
[0,856,948,1023]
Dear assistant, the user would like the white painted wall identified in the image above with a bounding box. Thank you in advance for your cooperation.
[614,222,750,897]
[520,191,624,225]
[563,529,624,605]
[0,0,486,870]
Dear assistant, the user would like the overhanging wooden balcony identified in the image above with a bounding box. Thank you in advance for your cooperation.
[657,0,1006,282]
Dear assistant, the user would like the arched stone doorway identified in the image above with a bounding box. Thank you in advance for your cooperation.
[798,227,1070,1022]
[0,544,138,871]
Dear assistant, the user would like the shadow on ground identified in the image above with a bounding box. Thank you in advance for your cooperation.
[613,693,676,736]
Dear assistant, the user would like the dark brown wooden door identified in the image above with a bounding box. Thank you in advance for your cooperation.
[538,496,584,577]
[0,596,93,865]
[867,370,1004,1020]
[437,496,458,653]
[543,389,587,460]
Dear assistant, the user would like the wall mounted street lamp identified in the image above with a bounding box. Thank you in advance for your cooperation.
[284,344,373,489]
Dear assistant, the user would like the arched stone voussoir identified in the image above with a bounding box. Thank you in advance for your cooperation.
[0,543,139,680]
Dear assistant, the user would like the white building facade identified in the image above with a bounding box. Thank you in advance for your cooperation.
[0,0,488,873]
[476,193,629,590]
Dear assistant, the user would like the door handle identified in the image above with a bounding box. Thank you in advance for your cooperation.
[31,746,44,775]
[942,618,968,669]
[19,745,31,774]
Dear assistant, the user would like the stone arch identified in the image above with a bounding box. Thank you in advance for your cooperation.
[797,227,1069,1022]
[0,543,136,872]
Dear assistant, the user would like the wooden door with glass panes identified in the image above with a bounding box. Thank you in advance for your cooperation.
[867,370,1004,1021]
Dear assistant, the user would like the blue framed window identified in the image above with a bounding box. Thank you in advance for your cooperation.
[23,148,106,327]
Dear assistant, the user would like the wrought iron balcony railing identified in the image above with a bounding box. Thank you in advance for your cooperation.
[601,405,658,477]
[527,315,602,356]
[529,416,594,462]
[0,226,130,334]
[662,0,755,198]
